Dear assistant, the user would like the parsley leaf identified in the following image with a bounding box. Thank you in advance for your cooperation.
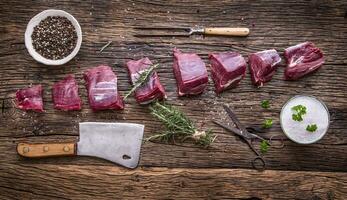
[306,124,318,132]
[262,119,273,128]
[261,100,270,109]
[260,140,270,154]
[291,105,307,122]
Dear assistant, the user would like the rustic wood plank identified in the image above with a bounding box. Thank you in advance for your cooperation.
[0,163,346,200]
[0,0,347,173]
[1,134,346,171]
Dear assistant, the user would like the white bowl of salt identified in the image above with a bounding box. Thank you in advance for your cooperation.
[280,95,330,144]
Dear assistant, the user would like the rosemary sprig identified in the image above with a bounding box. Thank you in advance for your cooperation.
[146,102,216,147]
[124,64,159,100]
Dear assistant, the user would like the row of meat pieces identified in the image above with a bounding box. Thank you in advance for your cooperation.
[15,59,167,112]
[15,41,324,112]
[15,63,159,112]
[176,41,324,94]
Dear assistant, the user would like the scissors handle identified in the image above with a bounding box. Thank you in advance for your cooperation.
[269,136,285,149]
[252,156,266,171]
[245,139,266,170]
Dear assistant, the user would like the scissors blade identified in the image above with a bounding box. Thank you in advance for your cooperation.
[213,120,249,139]
[222,105,247,131]
[222,105,264,140]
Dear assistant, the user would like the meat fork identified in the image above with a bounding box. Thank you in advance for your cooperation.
[133,26,250,37]
[213,105,284,170]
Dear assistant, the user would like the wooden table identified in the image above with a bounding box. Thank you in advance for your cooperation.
[1,0,346,199]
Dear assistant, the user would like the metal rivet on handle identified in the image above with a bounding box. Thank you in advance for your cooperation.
[63,146,70,152]
[43,146,49,152]
[23,147,29,153]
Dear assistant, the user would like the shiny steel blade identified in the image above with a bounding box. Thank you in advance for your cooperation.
[77,122,144,169]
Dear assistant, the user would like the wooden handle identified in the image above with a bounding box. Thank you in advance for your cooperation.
[17,142,76,158]
[204,27,250,36]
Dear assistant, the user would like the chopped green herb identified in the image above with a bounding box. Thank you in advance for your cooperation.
[306,124,318,132]
[260,140,270,154]
[291,104,307,122]
[262,119,273,128]
[261,100,270,109]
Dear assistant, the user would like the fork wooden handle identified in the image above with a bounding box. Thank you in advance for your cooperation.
[204,28,249,36]
[17,142,76,158]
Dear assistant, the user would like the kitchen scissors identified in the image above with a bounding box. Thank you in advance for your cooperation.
[213,105,284,170]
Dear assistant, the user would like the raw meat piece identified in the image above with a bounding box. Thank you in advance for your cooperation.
[52,75,81,111]
[209,52,247,93]
[248,49,281,86]
[84,65,124,111]
[284,42,324,80]
[126,57,166,104]
[173,48,208,96]
[15,85,44,112]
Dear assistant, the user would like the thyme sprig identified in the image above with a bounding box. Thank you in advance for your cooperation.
[124,64,159,100]
[146,102,216,147]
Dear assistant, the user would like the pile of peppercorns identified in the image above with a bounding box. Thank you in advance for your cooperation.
[32,16,77,60]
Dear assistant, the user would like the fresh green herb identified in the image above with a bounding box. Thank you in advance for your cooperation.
[306,124,318,132]
[260,140,270,154]
[146,102,216,147]
[124,64,159,100]
[261,100,270,109]
[291,104,307,122]
[262,119,273,128]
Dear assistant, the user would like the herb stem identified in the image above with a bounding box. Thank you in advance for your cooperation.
[99,41,112,53]
[151,111,188,133]
[147,102,215,147]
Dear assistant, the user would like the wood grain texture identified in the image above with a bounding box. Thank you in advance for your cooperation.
[0,164,346,200]
[17,142,76,158]
[0,0,346,199]
[204,27,250,36]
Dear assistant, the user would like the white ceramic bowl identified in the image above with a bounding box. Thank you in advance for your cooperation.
[280,95,330,144]
[25,9,82,65]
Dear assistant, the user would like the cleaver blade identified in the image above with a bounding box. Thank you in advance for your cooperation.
[77,122,144,169]
[17,122,145,169]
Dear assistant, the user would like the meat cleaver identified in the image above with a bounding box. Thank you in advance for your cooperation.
[17,122,144,169]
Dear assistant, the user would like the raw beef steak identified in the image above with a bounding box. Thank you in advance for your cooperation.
[126,57,166,104]
[248,49,281,86]
[284,42,324,80]
[209,52,247,93]
[15,85,44,112]
[52,75,81,111]
[173,48,208,96]
[84,65,124,111]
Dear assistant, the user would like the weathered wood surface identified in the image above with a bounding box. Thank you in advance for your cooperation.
[0,0,347,199]
[1,163,346,200]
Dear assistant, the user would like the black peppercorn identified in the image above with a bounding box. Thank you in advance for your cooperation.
[31,16,77,60]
